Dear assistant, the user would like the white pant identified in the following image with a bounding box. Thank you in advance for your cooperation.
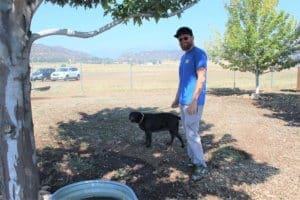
[180,105,207,167]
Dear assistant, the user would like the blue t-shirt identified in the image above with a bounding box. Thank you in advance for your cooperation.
[179,46,207,105]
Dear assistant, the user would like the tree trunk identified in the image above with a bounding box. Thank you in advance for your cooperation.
[233,70,236,90]
[255,67,260,94]
[0,2,39,199]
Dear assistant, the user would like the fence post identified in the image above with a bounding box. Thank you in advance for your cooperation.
[130,63,133,90]
[80,63,84,94]
[297,66,300,91]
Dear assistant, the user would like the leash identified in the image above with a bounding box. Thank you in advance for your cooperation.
[139,106,178,113]
[138,106,178,124]
[138,113,145,124]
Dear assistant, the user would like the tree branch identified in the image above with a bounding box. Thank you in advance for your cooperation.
[30,0,44,16]
[262,70,272,74]
[30,0,199,42]
[30,18,124,42]
[171,1,199,17]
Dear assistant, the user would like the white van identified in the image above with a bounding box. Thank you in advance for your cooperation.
[50,67,80,81]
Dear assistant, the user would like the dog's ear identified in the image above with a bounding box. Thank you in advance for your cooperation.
[138,112,144,119]
[129,112,141,123]
[129,112,135,121]
[131,112,143,122]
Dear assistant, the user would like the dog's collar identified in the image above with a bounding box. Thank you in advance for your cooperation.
[138,113,145,124]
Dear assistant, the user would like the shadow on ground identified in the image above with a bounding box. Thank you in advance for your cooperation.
[207,87,253,96]
[253,93,300,127]
[37,107,279,199]
[208,88,299,127]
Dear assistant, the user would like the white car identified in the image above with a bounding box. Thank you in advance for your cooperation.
[50,67,80,81]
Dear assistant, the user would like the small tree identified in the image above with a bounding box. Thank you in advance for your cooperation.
[0,0,200,199]
[207,0,300,94]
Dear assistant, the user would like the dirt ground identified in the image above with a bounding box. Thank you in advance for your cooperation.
[31,86,299,200]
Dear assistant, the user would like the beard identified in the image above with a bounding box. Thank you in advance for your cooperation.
[180,42,193,51]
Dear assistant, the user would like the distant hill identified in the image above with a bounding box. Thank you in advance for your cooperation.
[30,44,182,64]
[30,44,112,63]
[117,50,182,64]
[30,44,299,66]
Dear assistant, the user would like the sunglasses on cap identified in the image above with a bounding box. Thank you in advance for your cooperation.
[178,36,189,42]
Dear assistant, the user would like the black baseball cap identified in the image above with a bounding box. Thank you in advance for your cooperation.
[174,27,193,38]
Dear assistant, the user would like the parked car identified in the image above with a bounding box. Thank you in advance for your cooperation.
[50,67,80,81]
[31,68,55,81]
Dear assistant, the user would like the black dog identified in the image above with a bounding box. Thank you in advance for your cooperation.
[129,111,184,148]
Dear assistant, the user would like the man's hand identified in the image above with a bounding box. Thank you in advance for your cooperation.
[187,100,197,115]
[171,100,179,108]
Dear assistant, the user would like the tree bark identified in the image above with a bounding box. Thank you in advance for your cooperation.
[0,2,39,199]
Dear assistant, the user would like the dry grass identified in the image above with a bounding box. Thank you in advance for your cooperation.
[31,61,298,98]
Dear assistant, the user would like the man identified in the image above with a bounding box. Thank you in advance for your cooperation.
[171,26,208,181]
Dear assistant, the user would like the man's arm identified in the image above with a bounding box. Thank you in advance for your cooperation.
[187,67,206,114]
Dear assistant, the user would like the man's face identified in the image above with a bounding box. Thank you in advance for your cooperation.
[178,34,194,51]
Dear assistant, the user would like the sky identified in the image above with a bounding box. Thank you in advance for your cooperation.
[31,0,300,59]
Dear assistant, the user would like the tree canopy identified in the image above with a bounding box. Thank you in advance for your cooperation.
[207,0,299,73]
[46,0,199,24]
[206,0,299,94]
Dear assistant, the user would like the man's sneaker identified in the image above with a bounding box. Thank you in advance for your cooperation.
[191,165,208,181]
[187,161,195,168]
[185,159,197,168]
